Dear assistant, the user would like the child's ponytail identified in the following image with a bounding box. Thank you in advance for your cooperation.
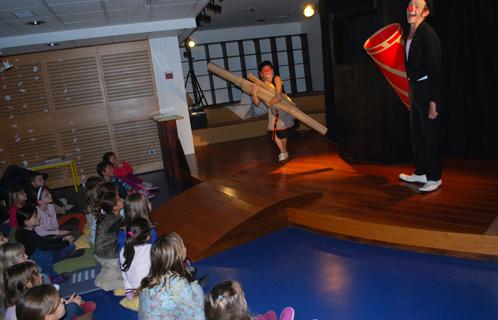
[121,218,150,272]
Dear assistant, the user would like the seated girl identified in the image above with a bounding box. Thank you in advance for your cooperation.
[16,283,95,320]
[94,190,124,291]
[205,280,295,320]
[15,206,83,276]
[83,176,104,245]
[103,151,157,191]
[119,218,152,310]
[118,193,157,250]
[138,233,205,320]
[31,187,83,239]
[8,187,27,228]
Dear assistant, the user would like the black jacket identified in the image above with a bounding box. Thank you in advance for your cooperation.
[405,21,443,104]
[16,228,69,256]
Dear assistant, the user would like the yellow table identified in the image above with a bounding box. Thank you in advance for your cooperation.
[28,159,80,192]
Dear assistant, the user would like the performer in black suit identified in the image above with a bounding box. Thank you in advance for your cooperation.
[399,0,443,192]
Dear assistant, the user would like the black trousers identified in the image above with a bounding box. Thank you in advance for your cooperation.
[409,81,442,181]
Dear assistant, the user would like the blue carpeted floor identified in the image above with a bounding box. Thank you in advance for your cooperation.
[82,227,498,320]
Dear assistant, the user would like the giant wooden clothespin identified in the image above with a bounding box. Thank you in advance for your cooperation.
[207,63,327,135]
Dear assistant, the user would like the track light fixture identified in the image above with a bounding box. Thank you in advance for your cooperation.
[196,9,211,26]
[206,0,222,14]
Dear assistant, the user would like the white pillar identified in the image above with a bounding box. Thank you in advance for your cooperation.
[149,36,195,155]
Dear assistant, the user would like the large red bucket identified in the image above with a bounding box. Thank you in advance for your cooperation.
[364,23,410,109]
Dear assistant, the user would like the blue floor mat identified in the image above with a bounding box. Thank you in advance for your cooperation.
[82,227,498,320]
[81,289,137,320]
[195,227,498,320]
[60,265,101,297]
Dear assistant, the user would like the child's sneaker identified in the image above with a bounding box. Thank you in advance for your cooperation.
[278,152,289,162]
[143,181,159,190]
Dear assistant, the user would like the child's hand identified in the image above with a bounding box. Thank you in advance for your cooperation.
[63,235,75,243]
[59,230,70,236]
[66,293,83,305]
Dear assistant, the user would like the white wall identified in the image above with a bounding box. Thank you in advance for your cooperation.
[149,36,195,155]
[301,16,324,91]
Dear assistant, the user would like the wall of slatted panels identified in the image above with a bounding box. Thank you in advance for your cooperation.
[0,41,162,188]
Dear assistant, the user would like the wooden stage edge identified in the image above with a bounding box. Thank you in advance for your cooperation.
[155,132,498,261]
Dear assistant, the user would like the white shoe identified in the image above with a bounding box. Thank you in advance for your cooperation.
[399,173,427,184]
[278,152,289,162]
[419,180,442,192]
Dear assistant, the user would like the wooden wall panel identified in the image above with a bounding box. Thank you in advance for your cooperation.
[0,41,161,188]
[46,56,104,110]
[114,119,162,168]
[0,62,48,117]
[60,125,113,180]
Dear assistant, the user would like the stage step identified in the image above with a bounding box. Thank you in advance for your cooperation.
[287,207,498,259]
[154,175,321,260]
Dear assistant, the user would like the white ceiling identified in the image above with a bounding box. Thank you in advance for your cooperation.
[0,0,315,56]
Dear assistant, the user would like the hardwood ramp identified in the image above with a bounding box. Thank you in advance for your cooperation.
[154,175,321,260]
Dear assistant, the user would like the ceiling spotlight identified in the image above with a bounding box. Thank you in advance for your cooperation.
[26,20,46,26]
[186,38,196,49]
[47,43,59,47]
[196,10,211,26]
[302,3,316,18]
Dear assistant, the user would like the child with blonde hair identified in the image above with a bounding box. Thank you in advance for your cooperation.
[0,242,28,315]
[138,233,205,320]
[4,260,44,320]
[205,280,295,320]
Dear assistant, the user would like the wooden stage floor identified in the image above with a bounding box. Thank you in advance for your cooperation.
[154,131,498,260]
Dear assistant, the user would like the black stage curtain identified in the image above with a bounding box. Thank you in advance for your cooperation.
[431,1,498,158]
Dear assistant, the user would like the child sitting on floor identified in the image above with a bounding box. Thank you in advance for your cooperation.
[119,218,152,310]
[1,242,28,306]
[94,190,124,291]
[31,186,82,239]
[83,176,104,245]
[8,187,27,228]
[138,233,205,320]
[15,206,83,276]
[103,151,157,192]
[25,172,73,214]
[205,280,295,320]
[16,283,95,320]
[118,193,157,250]
[96,161,136,200]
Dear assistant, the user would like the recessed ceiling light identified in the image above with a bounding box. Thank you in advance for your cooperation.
[12,10,35,18]
[26,20,46,26]
[47,43,59,47]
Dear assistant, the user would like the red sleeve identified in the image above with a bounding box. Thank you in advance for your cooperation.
[9,206,18,228]
[122,160,133,175]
